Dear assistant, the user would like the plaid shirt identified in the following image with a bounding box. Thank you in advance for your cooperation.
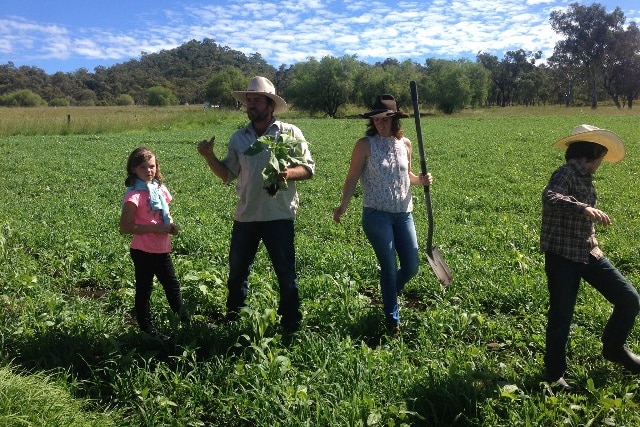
[540,159,603,263]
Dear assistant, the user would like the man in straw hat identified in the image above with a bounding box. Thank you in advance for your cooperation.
[541,124,640,390]
[197,76,314,333]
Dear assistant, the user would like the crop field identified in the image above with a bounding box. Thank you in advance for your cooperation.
[2,105,640,425]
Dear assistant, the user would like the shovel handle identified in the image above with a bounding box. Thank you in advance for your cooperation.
[410,80,434,253]
[410,81,429,177]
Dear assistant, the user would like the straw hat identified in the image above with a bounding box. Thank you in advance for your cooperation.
[553,124,626,163]
[232,76,288,114]
[362,94,409,118]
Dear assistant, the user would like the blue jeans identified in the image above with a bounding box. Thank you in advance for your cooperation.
[362,208,420,327]
[544,252,640,379]
[226,220,301,329]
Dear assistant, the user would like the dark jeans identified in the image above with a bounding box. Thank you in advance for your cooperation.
[130,248,187,331]
[226,220,301,329]
[544,252,640,379]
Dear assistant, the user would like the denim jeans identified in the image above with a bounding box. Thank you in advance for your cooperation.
[544,252,640,379]
[226,220,302,329]
[129,249,187,331]
[362,208,420,327]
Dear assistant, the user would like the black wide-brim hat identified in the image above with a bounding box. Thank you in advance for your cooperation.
[362,94,409,118]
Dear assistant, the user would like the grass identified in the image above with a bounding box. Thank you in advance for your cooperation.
[0,365,115,426]
[1,105,640,425]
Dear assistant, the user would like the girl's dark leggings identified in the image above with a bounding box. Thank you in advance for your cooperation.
[130,248,186,330]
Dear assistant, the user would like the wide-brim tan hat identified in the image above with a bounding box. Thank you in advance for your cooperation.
[362,94,409,118]
[553,124,626,163]
[232,76,288,114]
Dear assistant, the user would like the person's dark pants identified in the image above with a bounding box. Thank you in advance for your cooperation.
[544,252,640,380]
[130,248,187,331]
[226,219,301,330]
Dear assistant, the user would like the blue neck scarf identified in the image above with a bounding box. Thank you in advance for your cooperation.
[126,178,171,224]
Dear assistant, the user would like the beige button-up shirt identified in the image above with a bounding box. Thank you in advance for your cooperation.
[222,119,315,222]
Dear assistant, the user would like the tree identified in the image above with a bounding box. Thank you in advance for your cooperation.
[76,89,97,106]
[549,3,626,108]
[547,49,581,106]
[522,65,553,106]
[464,61,490,108]
[619,26,640,108]
[424,59,472,114]
[285,55,360,118]
[49,97,70,107]
[146,86,178,106]
[476,52,501,106]
[204,67,249,108]
[0,89,46,107]
[49,71,84,104]
[602,21,640,108]
[477,49,540,106]
[114,94,135,106]
[356,65,394,109]
[350,59,420,112]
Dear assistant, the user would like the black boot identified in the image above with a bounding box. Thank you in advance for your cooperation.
[139,323,169,340]
[602,346,640,374]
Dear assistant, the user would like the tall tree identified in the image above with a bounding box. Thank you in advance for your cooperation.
[547,49,581,106]
[424,59,481,114]
[204,66,249,108]
[285,55,361,118]
[549,3,626,108]
[476,52,501,106]
[356,59,420,109]
[602,21,640,108]
[477,49,540,107]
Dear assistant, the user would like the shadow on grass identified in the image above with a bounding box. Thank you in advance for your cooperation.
[407,370,492,426]
[2,311,260,381]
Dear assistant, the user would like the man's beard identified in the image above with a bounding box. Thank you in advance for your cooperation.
[248,108,269,122]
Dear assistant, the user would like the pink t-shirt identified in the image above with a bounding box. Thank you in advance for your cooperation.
[123,186,173,254]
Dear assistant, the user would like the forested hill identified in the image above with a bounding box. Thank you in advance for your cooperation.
[0,38,276,106]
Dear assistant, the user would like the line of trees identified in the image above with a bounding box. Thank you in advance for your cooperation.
[0,3,638,115]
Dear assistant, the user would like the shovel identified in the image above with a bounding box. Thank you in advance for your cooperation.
[409,80,453,286]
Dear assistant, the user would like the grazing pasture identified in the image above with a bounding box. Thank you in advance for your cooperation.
[1,105,640,426]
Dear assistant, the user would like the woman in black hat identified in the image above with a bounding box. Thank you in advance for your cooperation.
[333,94,432,336]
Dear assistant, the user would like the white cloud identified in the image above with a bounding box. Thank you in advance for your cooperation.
[0,0,634,72]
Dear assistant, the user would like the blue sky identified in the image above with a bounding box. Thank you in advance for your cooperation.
[1,0,638,74]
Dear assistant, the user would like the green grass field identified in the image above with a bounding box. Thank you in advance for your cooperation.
[1,105,640,425]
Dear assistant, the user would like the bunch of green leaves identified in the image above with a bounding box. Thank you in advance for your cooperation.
[244,132,308,196]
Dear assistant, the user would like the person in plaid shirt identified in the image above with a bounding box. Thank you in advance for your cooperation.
[542,124,640,391]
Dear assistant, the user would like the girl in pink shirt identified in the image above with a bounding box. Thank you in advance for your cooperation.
[120,147,189,338]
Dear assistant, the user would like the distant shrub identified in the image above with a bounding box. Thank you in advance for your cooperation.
[49,97,70,107]
[0,89,47,107]
[73,89,97,107]
[146,86,178,106]
[114,94,135,106]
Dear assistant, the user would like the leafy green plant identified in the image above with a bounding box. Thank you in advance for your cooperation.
[243,132,308,196]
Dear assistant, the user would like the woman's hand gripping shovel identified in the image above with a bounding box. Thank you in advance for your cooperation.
[410,81,453,286]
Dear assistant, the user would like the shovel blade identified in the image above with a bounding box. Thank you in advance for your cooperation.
[427,247,453,286]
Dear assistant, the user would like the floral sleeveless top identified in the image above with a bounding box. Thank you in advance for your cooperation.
[361,135,413,213]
